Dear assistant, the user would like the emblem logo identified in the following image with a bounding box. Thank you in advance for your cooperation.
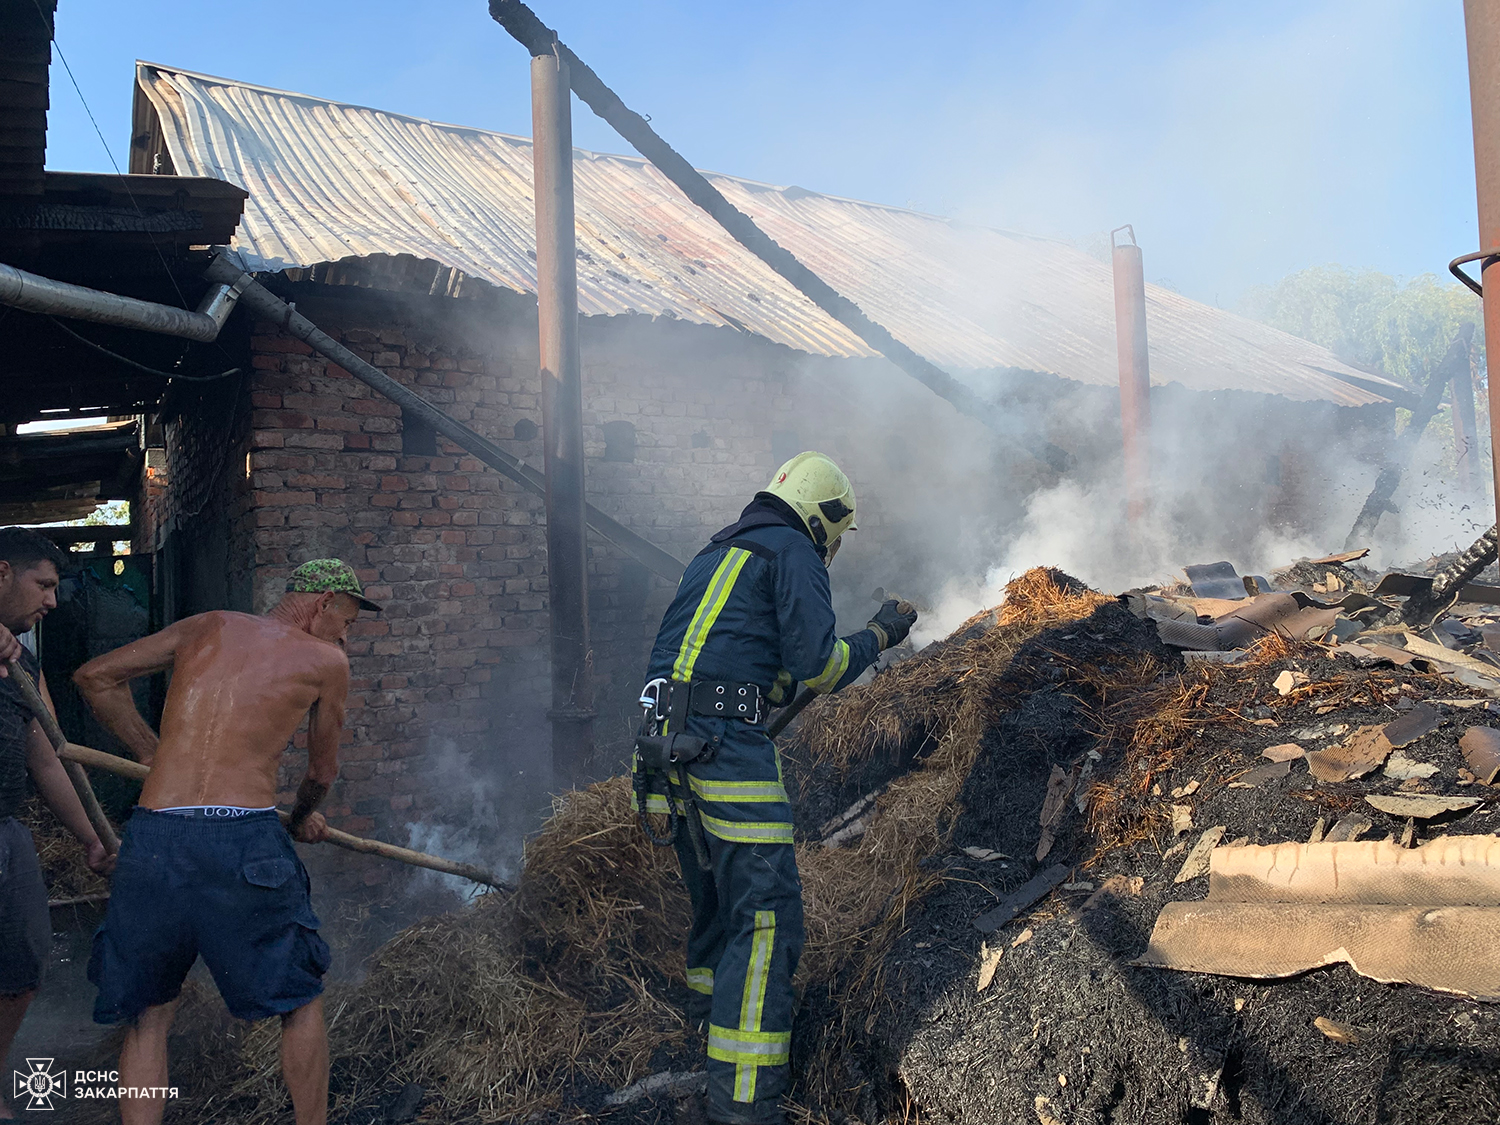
[13,1059,66,1110]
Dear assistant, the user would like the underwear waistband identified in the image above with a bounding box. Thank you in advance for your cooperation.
[144,805,277,819]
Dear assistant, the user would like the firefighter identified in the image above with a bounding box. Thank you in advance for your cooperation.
[635,452,917,1125]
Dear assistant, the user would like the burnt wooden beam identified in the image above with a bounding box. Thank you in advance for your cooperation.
[488,0,1072,473]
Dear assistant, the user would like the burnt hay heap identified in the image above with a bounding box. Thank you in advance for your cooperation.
[78,567,1500,1123]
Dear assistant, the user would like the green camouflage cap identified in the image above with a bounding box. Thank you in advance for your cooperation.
[285,558,382,613]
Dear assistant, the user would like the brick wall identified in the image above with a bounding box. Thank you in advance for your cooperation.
[182,282,900,886]
[134,323,258,622]
[136,278,1392,895]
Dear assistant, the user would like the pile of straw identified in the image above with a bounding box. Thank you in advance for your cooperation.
[786,569,1119,1101]
[19,795,108,901]
[149,568,1121,1123]
[127,780,690,1123]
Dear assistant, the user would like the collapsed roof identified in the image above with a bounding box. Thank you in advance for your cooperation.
[133,62,1403,408]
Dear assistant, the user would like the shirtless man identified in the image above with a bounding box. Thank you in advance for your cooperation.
[74,559,381,1125]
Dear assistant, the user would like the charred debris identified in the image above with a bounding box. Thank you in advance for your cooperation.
[51,546,1500,1125]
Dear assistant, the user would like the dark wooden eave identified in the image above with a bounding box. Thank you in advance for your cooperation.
[0,0,54,199]
[0,171,247,266]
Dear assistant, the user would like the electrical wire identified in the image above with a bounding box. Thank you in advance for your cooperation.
[47,317,239,382]
[33,0,191,313]
[31,0,240,367]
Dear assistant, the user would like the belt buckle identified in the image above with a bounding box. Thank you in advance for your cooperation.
[706,681,762,723]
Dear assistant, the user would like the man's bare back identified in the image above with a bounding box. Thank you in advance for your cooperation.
[126,611,344,809]
[75,583,364,842]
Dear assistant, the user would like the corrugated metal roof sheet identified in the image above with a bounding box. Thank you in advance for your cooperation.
[136,62,1401,407]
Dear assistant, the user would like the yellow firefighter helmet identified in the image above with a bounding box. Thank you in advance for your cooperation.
[763,452,857,550]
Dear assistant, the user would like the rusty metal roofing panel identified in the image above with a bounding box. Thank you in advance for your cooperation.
[136,62,1402,407]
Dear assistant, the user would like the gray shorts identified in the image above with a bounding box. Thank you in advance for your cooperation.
[0,817,50,995]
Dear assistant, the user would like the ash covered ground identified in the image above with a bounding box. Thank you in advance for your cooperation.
[29,566,1500,1125]
[808,611,1500,1125]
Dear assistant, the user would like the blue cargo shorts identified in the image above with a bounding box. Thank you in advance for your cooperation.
[89,807,330,1024]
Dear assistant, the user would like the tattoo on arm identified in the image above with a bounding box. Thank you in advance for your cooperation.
[287,777,330,833]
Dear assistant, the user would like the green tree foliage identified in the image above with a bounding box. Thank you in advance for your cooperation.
[1239,266,1484,387]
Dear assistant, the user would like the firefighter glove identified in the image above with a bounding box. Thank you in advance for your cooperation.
[866,599,917,650]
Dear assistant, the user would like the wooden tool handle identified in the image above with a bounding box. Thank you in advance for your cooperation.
[56,741,509,890]
[7,658,120,854]
[767,686,819,739]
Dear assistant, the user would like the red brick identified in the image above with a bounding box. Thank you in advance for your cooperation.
[284,432,344,450]
[253,490,317,507]
[350,399,402,417]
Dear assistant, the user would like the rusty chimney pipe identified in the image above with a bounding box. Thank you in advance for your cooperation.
[1464,0,1500,519]
[531,44,594,779]
[1111,225,1151,523]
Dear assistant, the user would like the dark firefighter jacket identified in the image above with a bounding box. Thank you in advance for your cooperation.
[645,497,881,698]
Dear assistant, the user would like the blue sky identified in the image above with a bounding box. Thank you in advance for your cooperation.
[43,0,1475,307]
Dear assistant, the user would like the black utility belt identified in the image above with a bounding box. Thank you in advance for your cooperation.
[648,678,766,725]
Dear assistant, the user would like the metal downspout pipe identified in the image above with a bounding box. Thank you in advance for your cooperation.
[0,260,244,342]
[201,255,687,584]
[530,45,595,780]
[1111,226,1151,525]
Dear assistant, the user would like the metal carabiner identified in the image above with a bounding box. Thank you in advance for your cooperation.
[639,677,669,722]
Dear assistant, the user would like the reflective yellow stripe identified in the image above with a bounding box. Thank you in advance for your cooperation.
[688,776,790,804]
[803,638,851,694]
[707,1025,790,1066]
[740,911,774,1030]
[632,791,687,815]
[734,910,776,1101]
[673,548,752,682]
[686,967,714,996]
[698,812,795,845]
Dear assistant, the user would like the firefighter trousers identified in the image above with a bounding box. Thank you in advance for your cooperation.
[661,718,804,1125]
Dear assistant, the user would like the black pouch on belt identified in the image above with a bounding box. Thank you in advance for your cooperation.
[634,731,711,770]
[633,732,715,871]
